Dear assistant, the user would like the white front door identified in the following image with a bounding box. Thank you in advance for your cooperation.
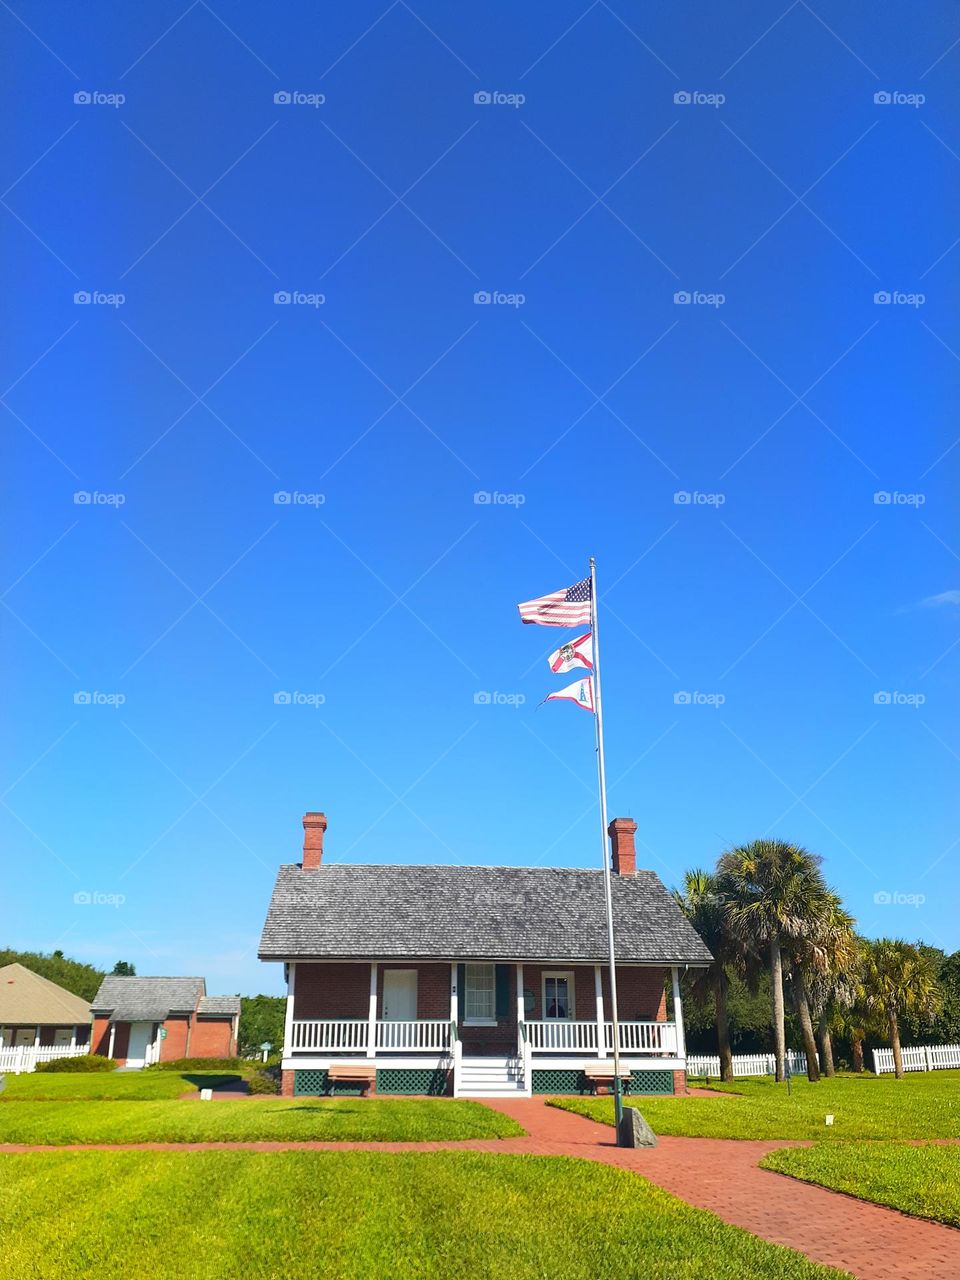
[125,1022,153,1069]
[382,969,417,1021]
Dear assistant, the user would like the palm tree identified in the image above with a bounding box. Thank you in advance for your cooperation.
[801,896,857,1078]
[716,839,830,1083]
[862,938,942,1078]
[673,869,741,1082]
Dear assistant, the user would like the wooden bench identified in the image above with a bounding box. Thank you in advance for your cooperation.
[327,1064,376,1096]
[583,1065,632,1096]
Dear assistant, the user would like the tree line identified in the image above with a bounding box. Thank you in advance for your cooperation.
[674,839,944,1081]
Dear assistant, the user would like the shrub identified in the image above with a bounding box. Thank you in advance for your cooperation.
[34,1054,116,1073]
[148,1057,247,1073]
[245,1069,279,1095]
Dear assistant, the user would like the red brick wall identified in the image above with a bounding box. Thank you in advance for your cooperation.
[522,965,595,1020]
[158,1016,189,1061]
[190,1017,235,1057]
[600,966,668,1021]
[92,1016,111,1056]
[294,963,369,1019]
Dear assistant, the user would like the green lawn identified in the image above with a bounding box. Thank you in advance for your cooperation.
[549,1072,960,1141]
[0,1097,522,1144]
[0,1070,243,1101]
[0,1150,849,1279]
[761,1142,960,1227]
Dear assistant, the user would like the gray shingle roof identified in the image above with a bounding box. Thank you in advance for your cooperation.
[258,864,713,965]
[197,995,241,1015]
[91,976,204,1020]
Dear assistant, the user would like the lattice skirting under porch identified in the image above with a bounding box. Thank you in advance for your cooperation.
[375,1067,450,1095]
[293,1069,369,1096]
[531,1068,675,1095]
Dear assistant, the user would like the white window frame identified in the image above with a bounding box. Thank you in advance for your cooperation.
[463,963,497,1025]
[542,970,575,1021]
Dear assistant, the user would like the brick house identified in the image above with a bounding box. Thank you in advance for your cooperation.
[91,976,241,1068]
[259,811,712,1098]
[0,963,92,1057]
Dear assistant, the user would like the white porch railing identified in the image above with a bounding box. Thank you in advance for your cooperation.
[0,1044,89,1075]
[525,1020,678,1055]
[288,1019,452,1054]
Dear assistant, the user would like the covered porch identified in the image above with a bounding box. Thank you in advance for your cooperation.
[282,959,688,1097]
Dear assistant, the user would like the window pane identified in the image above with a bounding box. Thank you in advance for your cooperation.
[465,964,495,1019]
[545,976,570,1020]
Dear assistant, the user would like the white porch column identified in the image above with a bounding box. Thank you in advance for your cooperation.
[594,966,607,1058]
[671,966,686,1059]
[367,963,378,1058]
[107,1022,116,1060]
[69,1029,76,1051]
[515,964,524,1048]
[449,963,462,1083]
[33,1026,41,1048]
[283,963,297,1057]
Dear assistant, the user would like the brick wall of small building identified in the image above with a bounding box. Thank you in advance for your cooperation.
[158,1016,190,1061]
[189,1017,236,1058]
[600,966,668,1021]
[293,963,369,1019]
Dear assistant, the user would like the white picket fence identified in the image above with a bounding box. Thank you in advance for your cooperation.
[872,1043,960,1075]
[687,1050,808,1078]
[0,1044,90,1075]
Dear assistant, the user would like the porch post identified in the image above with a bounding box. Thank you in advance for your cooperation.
[515,963,524,1050]
[282,963,296,1057]
[671,966,686,1059]
[366,963,378,1058]
[594,965,606,1059]
[107,1022,116,1060]
[69,1028,76,1051]
[33,1026,41,1048]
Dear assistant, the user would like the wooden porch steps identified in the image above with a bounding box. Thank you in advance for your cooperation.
[455,1055,528,1098]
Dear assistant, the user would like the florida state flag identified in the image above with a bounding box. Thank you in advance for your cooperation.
[547,631,593,674]
[543,677,595,713]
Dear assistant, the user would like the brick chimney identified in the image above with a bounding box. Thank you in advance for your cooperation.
[608,817,637,876]
[302,811,327,869]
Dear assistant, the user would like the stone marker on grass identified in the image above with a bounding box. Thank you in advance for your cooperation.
[619,1105,657,1148]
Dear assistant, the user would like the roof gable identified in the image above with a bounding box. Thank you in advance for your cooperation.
[0,963,92,1025]
[91,975,205,1020]
[258,864,713,965]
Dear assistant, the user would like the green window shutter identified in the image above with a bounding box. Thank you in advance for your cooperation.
[457,964,466,1019]
[495,964,510,1019]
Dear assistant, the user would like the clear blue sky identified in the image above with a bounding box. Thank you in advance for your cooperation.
[2,2,958,995]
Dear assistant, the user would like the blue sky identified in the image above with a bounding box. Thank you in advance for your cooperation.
[2,2,958,995]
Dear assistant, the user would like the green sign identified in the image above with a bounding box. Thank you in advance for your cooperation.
[158,1028,168,1040]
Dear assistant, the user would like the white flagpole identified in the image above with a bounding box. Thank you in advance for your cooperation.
[589,556,624,1140]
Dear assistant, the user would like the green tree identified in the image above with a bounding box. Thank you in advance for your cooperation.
[673,869,743,1081]
[111,961,136,976]
[238,994,286,1057]
[716,839,831,1083]
[862,938,942,1078]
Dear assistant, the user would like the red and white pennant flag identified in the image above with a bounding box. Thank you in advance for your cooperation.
[543,677,594,713]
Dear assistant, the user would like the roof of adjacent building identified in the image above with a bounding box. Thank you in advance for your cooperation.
[258,864,713,965]
[0,963,92,1026]
[91,976,205,1021]
[196,995,241,1016]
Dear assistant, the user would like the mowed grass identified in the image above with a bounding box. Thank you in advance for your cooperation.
[0,1097,522,1144]
[0,1150,849,1280]
[550,1072,960,1141]
[761,1142,960,1227]
[0,1070,243,1101]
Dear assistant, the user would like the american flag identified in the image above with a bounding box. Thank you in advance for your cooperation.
[517,577,592,627]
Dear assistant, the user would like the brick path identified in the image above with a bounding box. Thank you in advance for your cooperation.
[2,1097,957,1279]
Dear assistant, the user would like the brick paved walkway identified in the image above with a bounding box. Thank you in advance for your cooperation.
[2,1097,956,1279]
